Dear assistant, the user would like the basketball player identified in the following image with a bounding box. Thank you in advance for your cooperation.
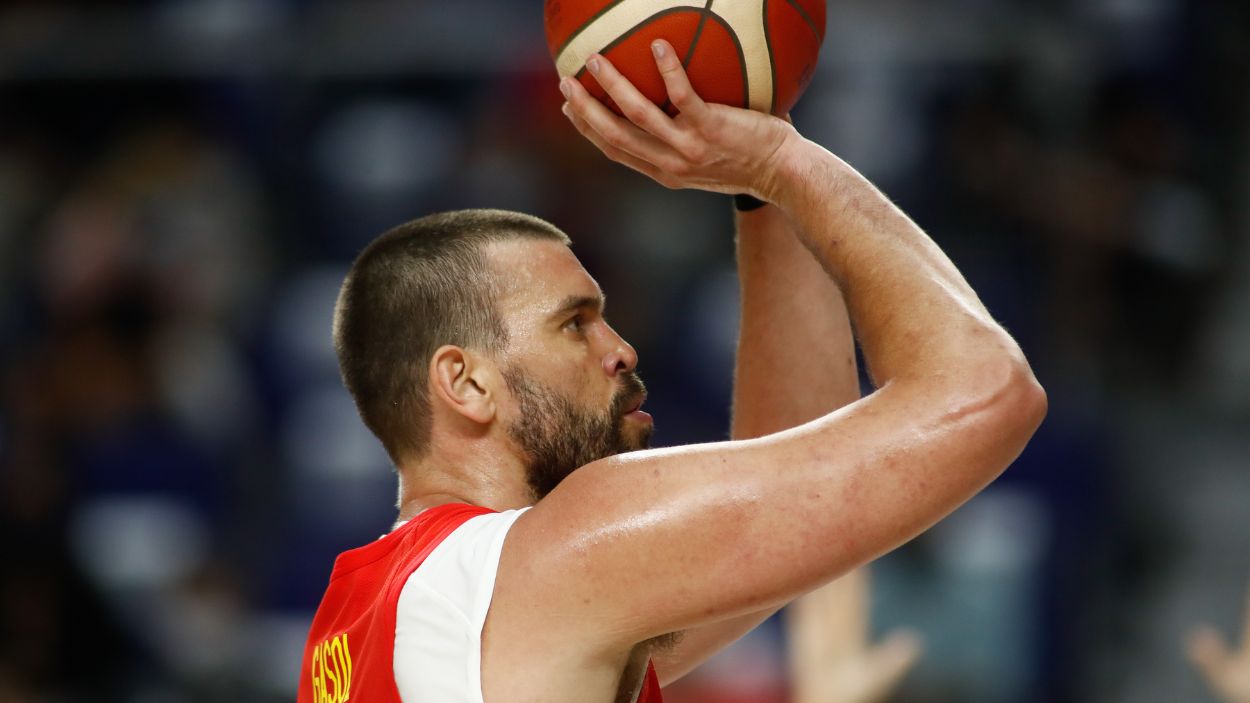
[298,40,1046,703]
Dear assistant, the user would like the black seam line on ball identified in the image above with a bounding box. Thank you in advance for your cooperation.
[684,0,716,67]
[662,3,753,114]
[554,0,629,61]
[575,6,710,83]
[783,0,821,41]
[660,0,715,115]
[708,11,750,109]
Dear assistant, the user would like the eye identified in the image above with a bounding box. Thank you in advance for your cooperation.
[563,314,585,334]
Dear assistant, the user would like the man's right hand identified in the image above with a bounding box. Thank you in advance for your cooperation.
[560,39,798,201]
[488,29,1043,702]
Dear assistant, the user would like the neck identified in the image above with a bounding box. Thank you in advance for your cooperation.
[394,442,534,524]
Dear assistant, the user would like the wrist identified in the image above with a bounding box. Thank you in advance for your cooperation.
[759,134,829,209]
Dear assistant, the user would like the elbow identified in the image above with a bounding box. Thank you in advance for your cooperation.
[972,352,1048,449]
[1002,363,1048,437]
[917,351,1047,489]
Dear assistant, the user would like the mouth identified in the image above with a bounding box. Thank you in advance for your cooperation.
[622,393,647,416]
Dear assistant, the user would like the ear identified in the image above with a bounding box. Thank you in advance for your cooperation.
[429,345,498,426]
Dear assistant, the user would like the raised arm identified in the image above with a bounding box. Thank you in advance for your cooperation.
[654,168,925,692]
[731,201,860,439]
[650,192,861,684]
[485,42,1045,693]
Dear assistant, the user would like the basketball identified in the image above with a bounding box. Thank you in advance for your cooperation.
[545,0,826,116]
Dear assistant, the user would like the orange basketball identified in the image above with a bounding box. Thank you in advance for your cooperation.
[545,0,825,116]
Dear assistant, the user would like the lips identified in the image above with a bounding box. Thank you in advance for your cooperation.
[622,393,646,415]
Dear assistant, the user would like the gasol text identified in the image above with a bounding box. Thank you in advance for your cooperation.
[310,632,353,703]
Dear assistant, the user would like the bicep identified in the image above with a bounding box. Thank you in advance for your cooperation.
[490,378,1019,654]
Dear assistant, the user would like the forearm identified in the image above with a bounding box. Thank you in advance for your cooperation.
[559,43,1021,391]
[654,204,860,685]
[732,202,859,437]
[764,138,1017,387]
[550,45,1046,655]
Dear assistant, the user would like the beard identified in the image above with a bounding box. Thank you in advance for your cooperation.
[502,366,652,500]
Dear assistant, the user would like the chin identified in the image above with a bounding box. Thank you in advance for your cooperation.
[623,423,654,452]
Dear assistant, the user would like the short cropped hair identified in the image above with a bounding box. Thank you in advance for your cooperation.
[333,209,571,465]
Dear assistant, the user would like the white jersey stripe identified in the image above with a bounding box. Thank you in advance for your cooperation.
[393,508,529,703]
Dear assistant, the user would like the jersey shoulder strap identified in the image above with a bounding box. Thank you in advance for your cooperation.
[298,503,495,703]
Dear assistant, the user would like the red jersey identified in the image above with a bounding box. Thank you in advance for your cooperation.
[297,503,663,703]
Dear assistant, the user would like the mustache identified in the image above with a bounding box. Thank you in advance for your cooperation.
[609,372,648,419]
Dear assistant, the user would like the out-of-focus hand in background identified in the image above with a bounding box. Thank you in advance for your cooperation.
[788,570,922,703]
[1189,580,1250,703]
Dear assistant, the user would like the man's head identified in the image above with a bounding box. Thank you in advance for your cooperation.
[333,209,652,500]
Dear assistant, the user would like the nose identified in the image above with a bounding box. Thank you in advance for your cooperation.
[601,326,638,378]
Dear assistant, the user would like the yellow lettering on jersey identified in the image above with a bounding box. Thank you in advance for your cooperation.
[310,632,353,703]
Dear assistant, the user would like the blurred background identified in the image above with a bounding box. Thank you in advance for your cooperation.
[0,0,1247,701]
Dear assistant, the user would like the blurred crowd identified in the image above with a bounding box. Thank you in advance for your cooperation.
[0,1,1247,702]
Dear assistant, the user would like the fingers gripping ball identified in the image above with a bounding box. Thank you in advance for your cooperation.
[545,0,825,116]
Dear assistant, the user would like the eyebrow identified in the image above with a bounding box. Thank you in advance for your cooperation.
[548,293,605,321]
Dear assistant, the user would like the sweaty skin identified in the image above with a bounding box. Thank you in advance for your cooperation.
[402,40,1046,703]
[649,198,922,693]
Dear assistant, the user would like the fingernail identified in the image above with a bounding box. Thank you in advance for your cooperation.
[561,103,571,117]
[652,41,665,59]
[587,57,600,75]
[559,79,571,98]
